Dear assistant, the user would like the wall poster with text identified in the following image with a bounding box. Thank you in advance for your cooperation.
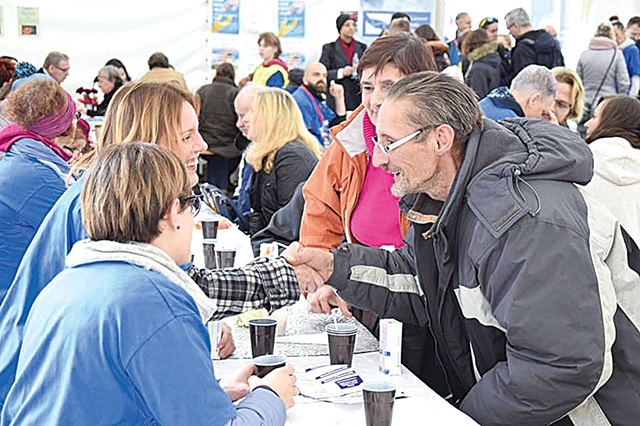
[212,0,240,34]
[278,0,305,38]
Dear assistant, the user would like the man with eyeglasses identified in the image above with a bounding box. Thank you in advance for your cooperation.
[38,51,70,84]
[284,71,640,425]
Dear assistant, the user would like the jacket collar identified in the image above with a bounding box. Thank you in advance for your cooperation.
[332,104,367,157]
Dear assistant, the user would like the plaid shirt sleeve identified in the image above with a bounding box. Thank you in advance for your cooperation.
[187,257,301,320]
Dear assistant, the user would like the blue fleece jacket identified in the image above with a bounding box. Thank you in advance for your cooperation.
[478,86,525,121]
[1,260,285,425]
[0,138,69,302]
[292,85,335,147]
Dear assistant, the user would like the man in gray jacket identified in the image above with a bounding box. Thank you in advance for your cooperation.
[285,71,640,425]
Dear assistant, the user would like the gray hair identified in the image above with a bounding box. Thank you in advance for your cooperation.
[98,65,122,84]
[505,8,531,27]
[510,65,557,99]
[385,71,482,153]
[42,51,69,69]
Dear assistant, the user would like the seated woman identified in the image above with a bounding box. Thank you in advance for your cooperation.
[251,32,289,88]
[0,78,77,299]
[0,81,304,406]
[245,88,322,235]
[88,65,124,117]
[551,67,585,129]
[105,58,132,83]
[583,95,640,243]
[1,143,297,424]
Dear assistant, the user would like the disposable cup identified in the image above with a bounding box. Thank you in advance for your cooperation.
[326,323,357,366]
[249,318,278,357]
[362,381,396,426]
[253,354,287,378]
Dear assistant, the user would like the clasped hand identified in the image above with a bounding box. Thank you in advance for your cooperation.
[282,242,334,294]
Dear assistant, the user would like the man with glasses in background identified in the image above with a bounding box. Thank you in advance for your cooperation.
[39,51,70,84]
[285,70,640,425]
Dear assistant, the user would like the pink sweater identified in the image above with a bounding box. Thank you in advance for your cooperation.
[349,112,404,248]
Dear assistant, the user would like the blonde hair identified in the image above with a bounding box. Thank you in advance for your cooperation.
[595,22,614,39]
[82,143,191,243]
[245,88,322,172]
[551,67,585,123]
[72,81,196,174]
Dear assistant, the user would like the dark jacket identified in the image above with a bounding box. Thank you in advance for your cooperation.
[327,118,640,425]
[89,82,123,117]
[196,76,241,158]
[248,140,318,235]
[465,42,502,99]
[511,29,564,81]
[319,39,367,112]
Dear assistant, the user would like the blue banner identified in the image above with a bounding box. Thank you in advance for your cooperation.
[212,0,239,34]
[278,0,305,38]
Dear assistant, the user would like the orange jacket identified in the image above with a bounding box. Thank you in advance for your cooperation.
[300,105,410,250]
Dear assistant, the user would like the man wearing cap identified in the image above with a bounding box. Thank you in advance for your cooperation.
[319,14,367,112]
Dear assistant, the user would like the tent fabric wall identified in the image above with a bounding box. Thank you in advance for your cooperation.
[1,0,638,96]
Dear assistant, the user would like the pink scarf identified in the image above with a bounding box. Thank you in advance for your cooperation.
[0,123,72,161]
[589,36,618,51]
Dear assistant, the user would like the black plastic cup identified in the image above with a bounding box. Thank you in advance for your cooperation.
[215,248,236,269]
[202,239,217,269]
[326,323,357,366]
[202,220,219,239]
[362,382,396,426]
[249,318,278,357]
[253,354,287,378]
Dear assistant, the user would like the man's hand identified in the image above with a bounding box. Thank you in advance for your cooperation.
[329,81,344,99]
[282,242,334,293]
[218,322,235,359]
[541,108,559,125]
[343,65,354,77]
[307,286,352,316]
[219,363,253,402]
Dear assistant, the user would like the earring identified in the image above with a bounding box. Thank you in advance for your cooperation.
[177,225,181,230]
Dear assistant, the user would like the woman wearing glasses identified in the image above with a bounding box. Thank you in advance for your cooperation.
[551,67,585,128]
[2,143,297,425]
[0,81,305,408]
[299,33,449,395]
[0,78,77,298]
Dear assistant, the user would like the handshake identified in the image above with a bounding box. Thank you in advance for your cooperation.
[282,242,352,317]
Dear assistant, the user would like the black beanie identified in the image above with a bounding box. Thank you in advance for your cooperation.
[336,14,353,32]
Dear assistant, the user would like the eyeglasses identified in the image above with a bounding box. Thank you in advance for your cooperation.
[372,125,438,155]
[53,65,70,73]
[479,17,498,28]
[178,194,202,216]
[554,99,572,110]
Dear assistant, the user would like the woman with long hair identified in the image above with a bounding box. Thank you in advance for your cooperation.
[0,78,77,297]
[2,143,297,424]
[583,95,640,243]
[245,88,322,234]
[0,81,304,407]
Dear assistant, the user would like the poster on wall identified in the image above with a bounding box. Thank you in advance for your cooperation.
[360,0,434,37]
[211,47,240,67]
[18,7,39,36]
[278,0,305,38]
[212,0,239,34]
[281,51,306,70]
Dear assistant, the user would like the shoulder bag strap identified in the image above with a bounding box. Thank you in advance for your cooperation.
[590,48,617,106]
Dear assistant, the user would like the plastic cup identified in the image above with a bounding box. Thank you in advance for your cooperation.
[253,354,286,378]
[202,239,217,269]
[249,318,278,357]
[202,220,219,239]
[362,382,396,426]
[326,323,357,366]
[215,247,236,269]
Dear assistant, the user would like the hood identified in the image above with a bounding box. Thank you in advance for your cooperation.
[437,119,593,239]
[589,36,618,50]
[486,87,525,117]
[519,29,556,52]
[263,57,289,71]
[467,42,499,62]
[590,137,640,186]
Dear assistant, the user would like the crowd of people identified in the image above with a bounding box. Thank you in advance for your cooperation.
[0,6,640,426]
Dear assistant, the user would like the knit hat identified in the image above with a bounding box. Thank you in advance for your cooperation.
[336,14,354,32]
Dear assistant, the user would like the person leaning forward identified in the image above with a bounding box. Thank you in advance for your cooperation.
[285,71,640,425]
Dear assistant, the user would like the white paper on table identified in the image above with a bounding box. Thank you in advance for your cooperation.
[276,333,328,345]
[296,364,363,404]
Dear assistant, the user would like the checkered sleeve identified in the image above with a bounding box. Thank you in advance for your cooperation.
[187,257,301,320]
